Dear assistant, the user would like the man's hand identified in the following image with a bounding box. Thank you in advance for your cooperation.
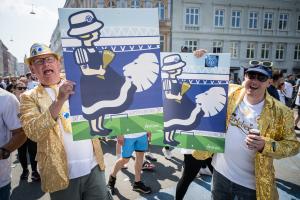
[117,135,124,146]
[193,49,207,58]
[57,80,75,102]
[245,134,265,152]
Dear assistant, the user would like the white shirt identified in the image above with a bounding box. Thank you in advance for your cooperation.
[0,89,22,187]
[124,132,147,139]
[27,80,39,90]
[212,96,264,190]
[45,86,97,179]
[284,82,293,99]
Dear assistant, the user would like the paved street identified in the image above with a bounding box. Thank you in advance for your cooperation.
[10,136,300,200]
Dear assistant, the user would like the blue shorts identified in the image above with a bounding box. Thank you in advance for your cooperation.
[121,134,148,158]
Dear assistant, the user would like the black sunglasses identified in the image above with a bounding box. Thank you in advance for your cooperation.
[16,87,27,91]
[246,72,269,82]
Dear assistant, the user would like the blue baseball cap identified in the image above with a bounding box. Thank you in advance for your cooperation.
[245,65,272,78]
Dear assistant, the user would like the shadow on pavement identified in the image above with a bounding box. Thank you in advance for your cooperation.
[11,180,44,200]
[276,178,300,198]
[194,175,212,191]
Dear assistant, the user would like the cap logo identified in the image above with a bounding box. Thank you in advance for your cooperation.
[85,15,93,23]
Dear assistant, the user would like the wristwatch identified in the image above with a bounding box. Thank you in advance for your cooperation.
[0,147,10,159]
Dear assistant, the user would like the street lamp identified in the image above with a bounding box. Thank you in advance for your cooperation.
[30,4,36,15]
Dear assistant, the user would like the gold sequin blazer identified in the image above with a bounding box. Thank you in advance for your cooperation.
[19,84,105,193]
[193,84,300,200]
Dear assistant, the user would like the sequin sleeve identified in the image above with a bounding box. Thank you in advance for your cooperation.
[19,92,57,142]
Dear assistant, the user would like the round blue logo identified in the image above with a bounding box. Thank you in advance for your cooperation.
[85,15,93,23]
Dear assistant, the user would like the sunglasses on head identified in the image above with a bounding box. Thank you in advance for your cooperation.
[246,72,269,82]
[16,87,27,91]
[249,60,273,67]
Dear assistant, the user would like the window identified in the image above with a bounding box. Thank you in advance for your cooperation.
[160,35,165,51]
[157,1,165,20]
[279,13,288,30]
[230,42,239,58]
[131,0,140,8]
[275,43,285,60]
[249,11,258,29]
[246,43,255,59]
[105,0,116,7]
[231,10,241,28]
[294,44,300,60]
[214,9,224,27]
[213,41,223,53]
[297,15,300,31]
[185,8,199,26]
[263,13,273,30]
[261,43,270,59]
[184,40,198,52]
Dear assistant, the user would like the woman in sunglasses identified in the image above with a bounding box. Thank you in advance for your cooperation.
[12,81,40,182]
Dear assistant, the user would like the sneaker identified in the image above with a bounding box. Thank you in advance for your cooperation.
[145,152,157,162]
[142,160,155,171]
[162,147,172,160]
[107,175,116,195]
[31,171,41,182]
[20,169,29,180]
[133,181,152,194]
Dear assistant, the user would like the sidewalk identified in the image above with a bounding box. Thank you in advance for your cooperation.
[10,139,300,200]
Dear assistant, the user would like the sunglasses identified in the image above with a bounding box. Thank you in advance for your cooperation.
[249,60,273,67]
[246,72,269,82]
[16,87,27,91]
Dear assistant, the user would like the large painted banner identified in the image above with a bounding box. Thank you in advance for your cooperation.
[150,53,230,152]
[58,8,163,140]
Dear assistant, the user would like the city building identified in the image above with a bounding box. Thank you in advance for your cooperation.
[172,0,300,81]
[0,40,18,76]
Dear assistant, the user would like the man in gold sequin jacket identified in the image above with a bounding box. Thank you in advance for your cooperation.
[19,43,109,199]
[193,50,299,200]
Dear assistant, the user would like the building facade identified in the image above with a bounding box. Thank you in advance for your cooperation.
[172,0,300,80]
[0,40,18,76]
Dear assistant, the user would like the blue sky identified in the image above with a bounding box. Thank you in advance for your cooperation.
[0,0,65,62]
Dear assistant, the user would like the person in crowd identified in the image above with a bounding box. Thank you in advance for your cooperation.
[0,77,5,89]
[294,85,300,130]
[12,81,40,181]
[267,70,282,100]
[26,72,39,90]
[277,77,287,105]
[19,43,110,199]
[0,87,27,200]
[193,49,300,200]
[284,76,294,108]
[107,132,152,194]
[6,77,17,93]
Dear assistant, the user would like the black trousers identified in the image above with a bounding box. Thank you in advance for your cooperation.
[17,139,38,172]
[175,154,213,200]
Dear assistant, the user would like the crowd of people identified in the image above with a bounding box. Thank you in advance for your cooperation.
[0,43,299,200]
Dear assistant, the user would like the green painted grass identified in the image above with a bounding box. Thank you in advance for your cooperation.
[151,132,225,152]
[71,113,224,152]
[72,113,164,140]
